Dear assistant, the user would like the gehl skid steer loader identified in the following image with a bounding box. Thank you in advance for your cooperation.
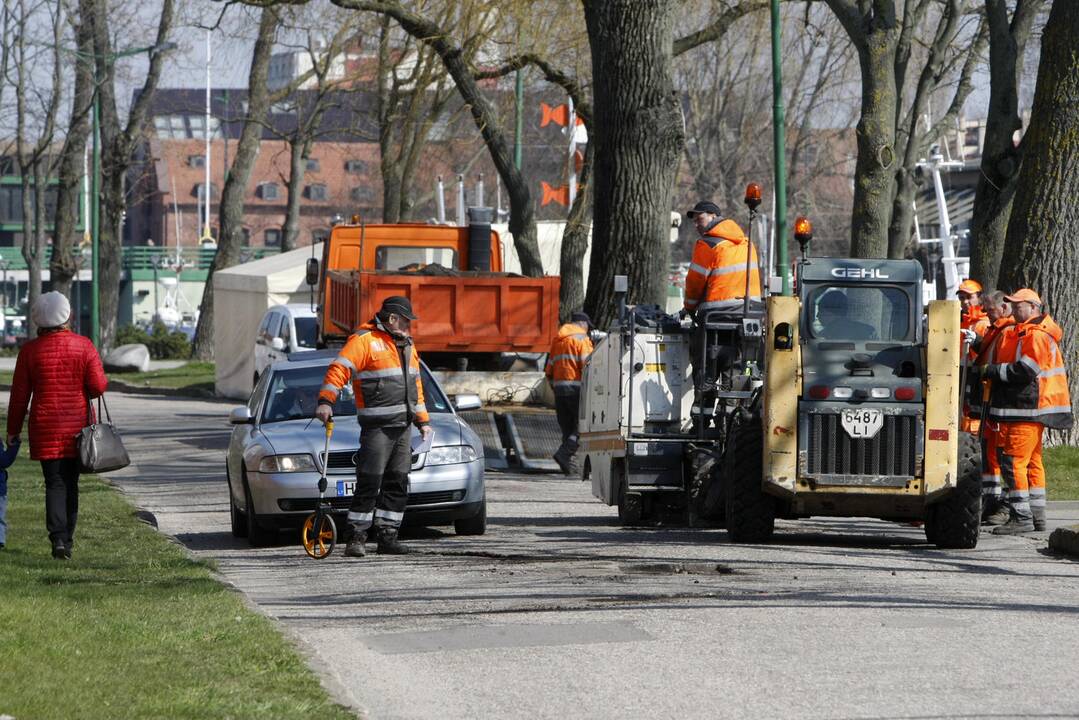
[725,218,981,548]
[581,188,979,548]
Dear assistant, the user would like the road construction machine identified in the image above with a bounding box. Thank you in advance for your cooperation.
[580,201,980,549]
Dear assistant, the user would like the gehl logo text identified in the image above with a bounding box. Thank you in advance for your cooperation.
[830,268,891,279]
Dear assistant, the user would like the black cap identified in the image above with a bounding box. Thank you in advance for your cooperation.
[380,295,417,320]
[686,200,721,219]
[570,311,593,329]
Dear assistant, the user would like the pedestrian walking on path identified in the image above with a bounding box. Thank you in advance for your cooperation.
[5,292,108,559]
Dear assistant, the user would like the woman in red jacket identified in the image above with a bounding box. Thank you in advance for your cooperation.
[6,292,108,559]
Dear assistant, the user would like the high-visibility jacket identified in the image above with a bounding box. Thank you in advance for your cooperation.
[683,219,762,314]
[545,322,593,396]
[962,305,990,336]
[318,321,429,427]
[987,313,1072,429]
[968,316,1015,421]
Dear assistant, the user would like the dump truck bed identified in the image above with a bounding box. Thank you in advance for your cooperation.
[325,269,560,353]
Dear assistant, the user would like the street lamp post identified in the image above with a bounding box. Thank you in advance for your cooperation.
[89,41,177,347]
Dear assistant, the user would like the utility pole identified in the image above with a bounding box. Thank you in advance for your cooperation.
[203,28,213,242]
[770,0,789,294]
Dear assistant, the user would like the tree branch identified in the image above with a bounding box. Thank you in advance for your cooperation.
[672,0,769,56]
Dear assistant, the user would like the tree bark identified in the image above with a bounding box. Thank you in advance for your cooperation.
[50,0,96,300]
[998,0,1079,443]
[94,0,175,351]
[191,7,279,361]
[559,140,594,321]
[581,0,685,328]
[969,0,1044,289]
[282,139,306,252]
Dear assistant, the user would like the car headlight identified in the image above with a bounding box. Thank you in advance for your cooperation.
[258,454,316,473]
[424,445,478,466]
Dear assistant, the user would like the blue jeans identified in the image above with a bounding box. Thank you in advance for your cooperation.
[0,494,7,545]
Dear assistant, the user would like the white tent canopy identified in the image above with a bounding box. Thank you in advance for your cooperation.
[214,243,321,399]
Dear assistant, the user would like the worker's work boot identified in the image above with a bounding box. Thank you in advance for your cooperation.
[376,527,411,555]
[344,530,367,558]
[982,504,1011,527]
[992,516,1036,535]
[1032,507,1047,532]
[552,443,573,475]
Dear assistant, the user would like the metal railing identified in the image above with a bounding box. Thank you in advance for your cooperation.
[0,245,280,272]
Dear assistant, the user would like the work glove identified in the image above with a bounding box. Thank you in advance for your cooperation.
[960,328,977,345]
[678,308,691,321]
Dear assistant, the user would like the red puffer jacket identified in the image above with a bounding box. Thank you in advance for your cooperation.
[7,328,109,460]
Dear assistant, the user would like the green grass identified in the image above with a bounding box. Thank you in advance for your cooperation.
[0,451,354,720]
[1044,445,1079,501]
[112,361,216,393]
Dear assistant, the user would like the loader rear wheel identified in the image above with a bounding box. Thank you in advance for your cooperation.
[725,415,774,543]
[925,432,981,549]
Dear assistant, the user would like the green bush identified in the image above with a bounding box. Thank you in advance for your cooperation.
[115,322,191,360]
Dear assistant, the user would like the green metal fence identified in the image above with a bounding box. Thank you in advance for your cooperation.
[0,245,279,272]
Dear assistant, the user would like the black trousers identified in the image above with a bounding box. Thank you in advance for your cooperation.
[554,392,580,444]
[348,425,411,532]
[42,458,80,546]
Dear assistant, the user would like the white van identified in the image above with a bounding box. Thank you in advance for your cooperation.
[253,304,318,382]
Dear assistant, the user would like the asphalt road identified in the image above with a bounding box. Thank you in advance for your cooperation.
[58,392,1079,719]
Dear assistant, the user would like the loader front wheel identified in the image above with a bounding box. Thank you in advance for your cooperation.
[925,432,981,549]
[725,415,774,543]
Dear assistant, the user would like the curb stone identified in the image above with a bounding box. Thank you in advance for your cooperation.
[1048,524,1079,558]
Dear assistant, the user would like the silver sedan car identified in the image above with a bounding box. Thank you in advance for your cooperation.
[226,353,486,546]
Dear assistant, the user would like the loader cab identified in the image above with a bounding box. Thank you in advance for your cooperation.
[794,259,927,486]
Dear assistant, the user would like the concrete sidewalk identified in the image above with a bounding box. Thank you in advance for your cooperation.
[0,356,187,372]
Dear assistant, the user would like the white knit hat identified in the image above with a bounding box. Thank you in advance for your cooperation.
[31,291,71,328]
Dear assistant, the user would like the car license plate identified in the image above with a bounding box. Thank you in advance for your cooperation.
[841,408,884,439]
[336,480,355,497]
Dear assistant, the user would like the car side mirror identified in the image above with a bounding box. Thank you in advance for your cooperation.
[454,394,482,411]
[271,337,285,351]
[305,257,319,286]
[229,407,254,425]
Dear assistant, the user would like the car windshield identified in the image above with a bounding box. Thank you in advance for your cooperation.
[808,286,910,342]
[261,363,452,423]
[294,317,318,348]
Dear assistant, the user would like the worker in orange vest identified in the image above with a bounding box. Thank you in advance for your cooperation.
[545,311,595,475]
[317,296,432,556]
[970,291,1014,525]
[977,289,1072,534]
[958,279,990,338]
[682,200,762,316]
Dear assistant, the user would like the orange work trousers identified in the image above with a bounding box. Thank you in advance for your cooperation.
[979,421,1002,500]
[996,421,1045,519]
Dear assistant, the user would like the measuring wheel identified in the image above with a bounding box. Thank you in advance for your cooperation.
[301,511,337,559]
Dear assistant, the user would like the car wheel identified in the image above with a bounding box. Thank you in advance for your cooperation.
[243,467,275,547]
[226,465,247,538]
[454,500,487,536]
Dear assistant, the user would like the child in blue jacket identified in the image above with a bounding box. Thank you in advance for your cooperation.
[0,437,20,549]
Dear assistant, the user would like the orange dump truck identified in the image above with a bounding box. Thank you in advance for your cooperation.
[307,209,560,369]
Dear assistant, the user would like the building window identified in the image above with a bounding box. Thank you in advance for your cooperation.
[350,186,375,203]
[264,228,282,247]
[345,160,366,174]
[305,184,328,201]
[192,182,219,200]
[258,182,280,200]
[242,228,251,247]
[305,158,320,173]
[187,155,205,168]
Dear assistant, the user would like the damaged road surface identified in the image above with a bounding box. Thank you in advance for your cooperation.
[102,392,1079,720]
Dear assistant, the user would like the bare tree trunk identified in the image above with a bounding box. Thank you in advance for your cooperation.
[93,0,175,351]
[559,139,594,321]
[50,0,95,300]
[998,0,1079,443]
[969,0,1044,288]
[27,162,47,327]
[191,7,279,360]
[848,27,898,258]
[19,168,39,336]
[581,0,684,328]
[282,139,306,251]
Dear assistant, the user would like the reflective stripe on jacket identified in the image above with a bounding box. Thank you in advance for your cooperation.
[987,313,1072,429]
[683,219,762,314]
[545,323,593,395]
[318,321,429,427]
